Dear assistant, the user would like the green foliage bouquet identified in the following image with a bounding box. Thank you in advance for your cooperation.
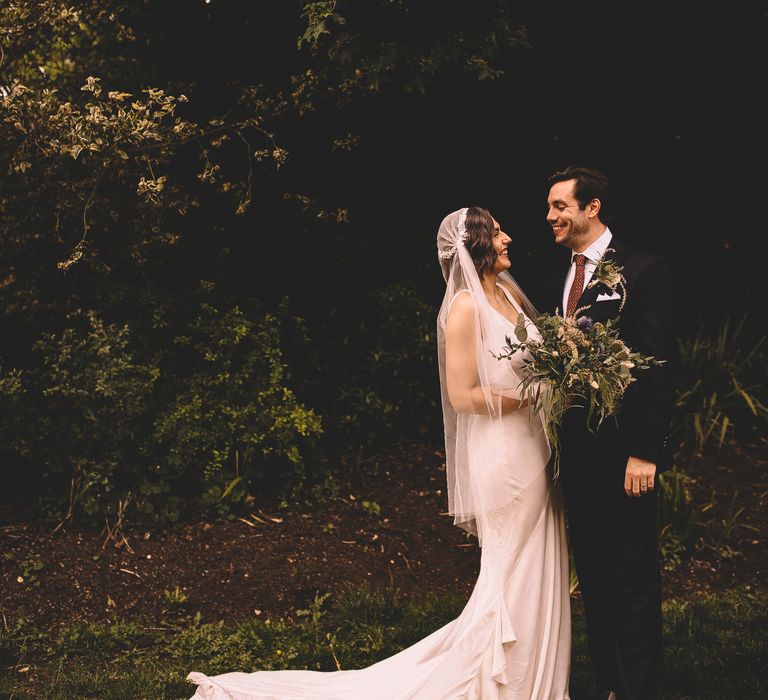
[496,312,661,471]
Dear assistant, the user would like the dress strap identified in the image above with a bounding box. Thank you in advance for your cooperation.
[496,283,524,316]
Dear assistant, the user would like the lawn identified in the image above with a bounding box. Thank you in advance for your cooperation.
[1,587,766,699]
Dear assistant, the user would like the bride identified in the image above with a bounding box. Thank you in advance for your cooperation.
[188,207,571,699]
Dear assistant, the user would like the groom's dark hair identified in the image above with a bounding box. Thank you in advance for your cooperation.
[548,166,615,225]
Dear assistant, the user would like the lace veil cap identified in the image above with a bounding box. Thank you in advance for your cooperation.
[435,208,538,542]
[437,208,469,266]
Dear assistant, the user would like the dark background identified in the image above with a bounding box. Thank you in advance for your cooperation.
[1,0,765,525]
[187,0,766,328]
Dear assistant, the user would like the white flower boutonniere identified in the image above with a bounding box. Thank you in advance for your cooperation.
[588,248,627,310]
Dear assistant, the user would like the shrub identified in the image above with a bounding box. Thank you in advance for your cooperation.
[12,311,160,523]
[1,296,322,527]
[672,317,767,453]
[151,297,322,519]
[315,283,439,451]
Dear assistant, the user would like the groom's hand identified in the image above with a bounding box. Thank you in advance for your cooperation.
[624,456,657,497]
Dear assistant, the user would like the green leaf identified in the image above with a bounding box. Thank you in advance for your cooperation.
[718,416,730,447]
[220,476,242,500]
[734,381,759,416]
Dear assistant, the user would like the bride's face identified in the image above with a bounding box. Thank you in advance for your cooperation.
[491,218,512,272]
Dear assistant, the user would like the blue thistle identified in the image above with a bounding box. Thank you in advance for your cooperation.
[576,316,594,331]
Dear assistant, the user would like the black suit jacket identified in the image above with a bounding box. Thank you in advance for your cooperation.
[545,236,679,472]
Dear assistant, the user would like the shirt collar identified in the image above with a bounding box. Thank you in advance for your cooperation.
[572,227,613,264]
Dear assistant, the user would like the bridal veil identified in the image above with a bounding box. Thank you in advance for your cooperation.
[436,208,539,543]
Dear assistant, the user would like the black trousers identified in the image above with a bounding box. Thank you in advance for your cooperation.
[562,439,663,700]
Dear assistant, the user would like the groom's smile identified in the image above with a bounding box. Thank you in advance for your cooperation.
[550,222,568,241]
[546,178,595,249]
[548,215,573,245]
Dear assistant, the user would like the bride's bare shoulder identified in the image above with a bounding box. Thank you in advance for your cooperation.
[446,290,474,327]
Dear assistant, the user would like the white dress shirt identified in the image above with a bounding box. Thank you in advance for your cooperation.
[562,227,613,313]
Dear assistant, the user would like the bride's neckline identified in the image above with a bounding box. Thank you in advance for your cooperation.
[487,283,524,325]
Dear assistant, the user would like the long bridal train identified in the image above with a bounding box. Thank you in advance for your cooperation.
[188,421,570,699]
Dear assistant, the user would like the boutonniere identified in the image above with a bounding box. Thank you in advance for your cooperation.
[588,248,627,310]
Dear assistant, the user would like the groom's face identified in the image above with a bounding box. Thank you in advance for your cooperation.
[546,179,590,249]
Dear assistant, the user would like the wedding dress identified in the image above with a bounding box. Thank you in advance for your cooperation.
[187,209,571,699]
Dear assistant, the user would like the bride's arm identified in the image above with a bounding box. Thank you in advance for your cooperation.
[445,294,527,415]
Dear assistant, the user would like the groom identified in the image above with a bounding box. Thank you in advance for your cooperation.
[544,166,677,700]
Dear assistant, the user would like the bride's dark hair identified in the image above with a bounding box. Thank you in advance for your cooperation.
[464,206,498,276]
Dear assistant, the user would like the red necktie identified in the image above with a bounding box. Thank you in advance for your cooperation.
[566,254,586,317]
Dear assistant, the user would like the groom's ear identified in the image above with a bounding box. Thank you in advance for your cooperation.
[586,198,602,220]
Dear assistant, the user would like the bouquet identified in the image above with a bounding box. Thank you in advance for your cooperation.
[496,310,661,473]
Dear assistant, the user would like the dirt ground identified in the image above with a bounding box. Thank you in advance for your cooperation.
[1,441,765,630]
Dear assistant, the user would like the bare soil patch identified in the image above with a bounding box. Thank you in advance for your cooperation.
[1,441,765,630]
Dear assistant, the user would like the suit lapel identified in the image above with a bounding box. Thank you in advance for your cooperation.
[579,236,627,306]
[574,273,603,313]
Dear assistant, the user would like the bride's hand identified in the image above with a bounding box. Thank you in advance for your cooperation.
[496,387,531,413]
[503,396,530,413]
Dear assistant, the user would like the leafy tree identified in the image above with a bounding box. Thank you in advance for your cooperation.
[0,1,525,525]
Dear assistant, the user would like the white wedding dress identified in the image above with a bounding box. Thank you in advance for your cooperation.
[188,286,571,700]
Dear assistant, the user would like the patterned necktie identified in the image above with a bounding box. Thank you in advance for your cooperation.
[566,254,586,317]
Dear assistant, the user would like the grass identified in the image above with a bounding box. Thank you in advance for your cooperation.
[1,587,765,699]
